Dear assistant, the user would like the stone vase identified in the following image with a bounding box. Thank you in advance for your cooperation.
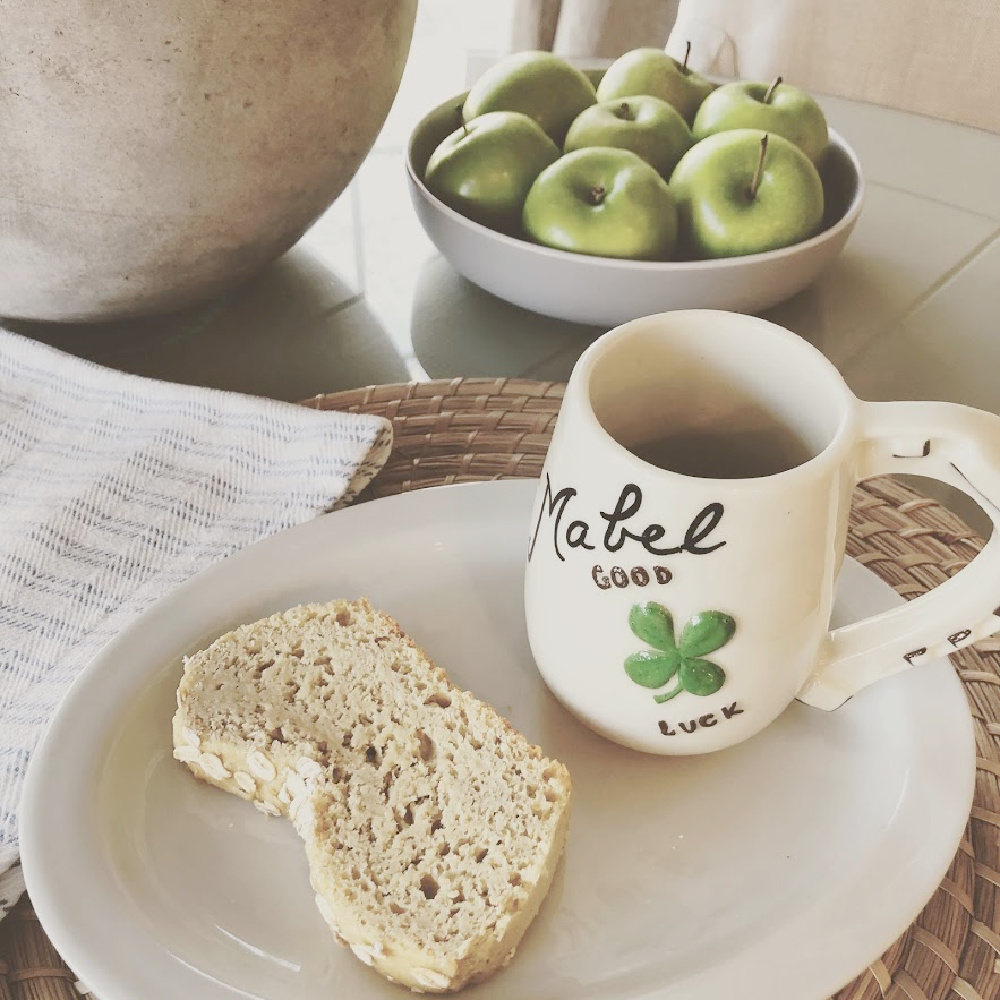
[0,0,417,321]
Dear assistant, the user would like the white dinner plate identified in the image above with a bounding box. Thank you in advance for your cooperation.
[20,480,975,1000]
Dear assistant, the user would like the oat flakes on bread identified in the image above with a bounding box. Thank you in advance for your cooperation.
[172,598,571,993]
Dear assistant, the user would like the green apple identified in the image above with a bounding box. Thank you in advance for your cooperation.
[424,111,560,233]
[523,147,678,260]
[596,45,714,125]
[564,95,693,178]
[668,128,824,258]
[463,50,597,145]
[692,78,829,163]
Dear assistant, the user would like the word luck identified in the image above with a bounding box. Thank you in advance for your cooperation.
[528,475,727,564]
[658,702,743,736]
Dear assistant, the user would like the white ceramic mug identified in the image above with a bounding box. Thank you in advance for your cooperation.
[524,309,1000,755]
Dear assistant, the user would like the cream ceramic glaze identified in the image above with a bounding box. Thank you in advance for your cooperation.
[524,309,1000,754]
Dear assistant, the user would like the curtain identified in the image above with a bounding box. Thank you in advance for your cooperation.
[509,0,1000,133]
[510,0,680,58]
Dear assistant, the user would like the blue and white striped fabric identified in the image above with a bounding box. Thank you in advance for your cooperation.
[0,330,393,919]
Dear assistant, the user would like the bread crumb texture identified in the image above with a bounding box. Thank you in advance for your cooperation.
[173,598,571,992]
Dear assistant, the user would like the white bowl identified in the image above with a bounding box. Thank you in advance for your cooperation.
[406,93,865,326]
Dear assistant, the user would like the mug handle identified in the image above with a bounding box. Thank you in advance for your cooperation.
[798,400,1000,710]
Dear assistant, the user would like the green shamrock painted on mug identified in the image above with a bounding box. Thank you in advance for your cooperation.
[625,602,736,703]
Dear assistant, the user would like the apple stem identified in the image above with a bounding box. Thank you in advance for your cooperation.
[615,101,635,122]
[749,134,768,200]
[763,76,783,104]
[589,185,607,206]
[682,40,692,72]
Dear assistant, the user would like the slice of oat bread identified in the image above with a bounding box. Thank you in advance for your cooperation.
[172,598,571,993]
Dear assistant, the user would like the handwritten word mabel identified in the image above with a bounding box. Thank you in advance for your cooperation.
[658,702,743,736]
[528,475,727,564]
[592,564,672,590]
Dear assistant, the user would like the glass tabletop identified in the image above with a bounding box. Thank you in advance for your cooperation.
[11,3,1000,531]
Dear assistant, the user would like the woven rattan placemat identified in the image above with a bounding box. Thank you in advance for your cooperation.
[2,377,997,1000]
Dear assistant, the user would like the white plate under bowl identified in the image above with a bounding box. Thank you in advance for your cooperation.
[21,480,973,1000]
[406,93,865,327]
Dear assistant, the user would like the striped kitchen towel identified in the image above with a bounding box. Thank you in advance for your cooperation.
[0,329,393,918]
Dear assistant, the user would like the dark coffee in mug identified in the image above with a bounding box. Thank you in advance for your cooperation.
[631,424,814,479]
